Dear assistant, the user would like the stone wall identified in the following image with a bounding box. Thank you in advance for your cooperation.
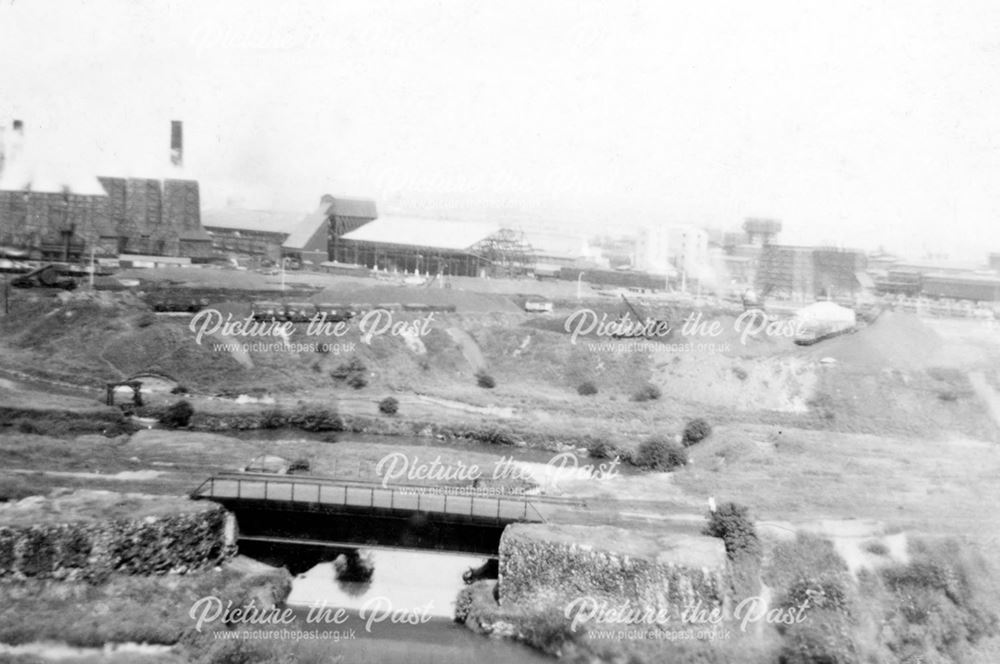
[498,524,729,617]
[0,504,234,581]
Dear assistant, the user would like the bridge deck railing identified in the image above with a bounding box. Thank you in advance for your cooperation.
[191,472,574,523]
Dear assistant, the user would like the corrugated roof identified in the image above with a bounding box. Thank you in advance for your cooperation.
[328,197,377,219]
[201,208,306,235]
[340,216,501,251]
[283,203,332,252]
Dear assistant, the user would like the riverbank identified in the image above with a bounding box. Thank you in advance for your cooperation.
[456,527,1000,664]
[0,490,232,581]
[0,555,294,663]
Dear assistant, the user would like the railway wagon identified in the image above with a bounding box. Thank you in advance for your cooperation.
[150,296,209,312]
[249,301,357,322]
[251,301,282,320]
[921,275,1000,302]
[248,300,457,321]
[314,302,357,321]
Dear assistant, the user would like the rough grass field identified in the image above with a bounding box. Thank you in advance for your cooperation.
[4,277,1000,661]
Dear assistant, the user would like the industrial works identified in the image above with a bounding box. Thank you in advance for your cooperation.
[0,88,1000,664]
[1,118,999,310]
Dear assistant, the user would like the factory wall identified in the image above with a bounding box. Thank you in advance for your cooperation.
[0,178,209,259]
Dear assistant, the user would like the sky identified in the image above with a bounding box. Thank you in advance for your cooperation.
[0,0,999,260]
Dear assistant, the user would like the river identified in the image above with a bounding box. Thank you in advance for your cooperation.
[284,548,552,663]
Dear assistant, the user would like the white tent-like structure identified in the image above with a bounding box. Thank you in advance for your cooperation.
[793,301,856,337]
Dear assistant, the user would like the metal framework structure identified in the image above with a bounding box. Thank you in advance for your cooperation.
[469,228,536,278]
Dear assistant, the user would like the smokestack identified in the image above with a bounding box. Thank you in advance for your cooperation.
[3,120,25,181]
[170,120,183,168]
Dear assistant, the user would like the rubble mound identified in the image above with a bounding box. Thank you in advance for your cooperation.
[813,311,943,368]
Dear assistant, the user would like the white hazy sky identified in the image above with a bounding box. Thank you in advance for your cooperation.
[1,0,999,260]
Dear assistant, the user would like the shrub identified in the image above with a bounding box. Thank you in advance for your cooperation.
[287,458,310,474]
[160,400,194,429]
[731,366,748,381]
[330,357,367,380]
[288,407,343,432]
[333,550,374,583]
[702,502,761,561]
[632,383,661,402]
[520,608,587,655]
[780,577,851,615]
[863,540,889,556]
[577,381,598,396]
[260,408,285,429]
[170,385,189,395]
[21,530,56,576]
[454,580,498,626]
[378,397,399,415]
[61,527,92,569]
[778,609,859,664]
[475,371,496,389]
[454,585,476,624]
[765,534,848,592]
[632,437,687,470]
[16,419,41,434]
[331,357,368,389]
[468,425,516,446]
[586,439,618,459]
[682,418,712,446]
[878,545,1000,663]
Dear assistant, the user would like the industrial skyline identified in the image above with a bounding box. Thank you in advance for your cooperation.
[2,1,1000,261]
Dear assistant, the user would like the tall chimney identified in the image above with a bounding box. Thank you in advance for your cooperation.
[170,120,183,168]
[6,120,24,176]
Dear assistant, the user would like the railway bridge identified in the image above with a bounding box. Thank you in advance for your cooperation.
[192,473,570,560]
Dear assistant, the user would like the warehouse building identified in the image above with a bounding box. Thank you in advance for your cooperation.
[335,216,535,277]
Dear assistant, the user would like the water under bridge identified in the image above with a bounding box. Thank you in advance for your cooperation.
[192,472,574,560]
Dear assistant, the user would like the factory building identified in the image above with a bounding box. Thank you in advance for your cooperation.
[870,257,1000,301]
[202,196,378,264]
[335,216,535,277]
[634,225,672,276]
[632,224,710,287]
[668,225,709,283]
[756,245,869,301]
[201,208,307,261]
[0,120,211,260]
